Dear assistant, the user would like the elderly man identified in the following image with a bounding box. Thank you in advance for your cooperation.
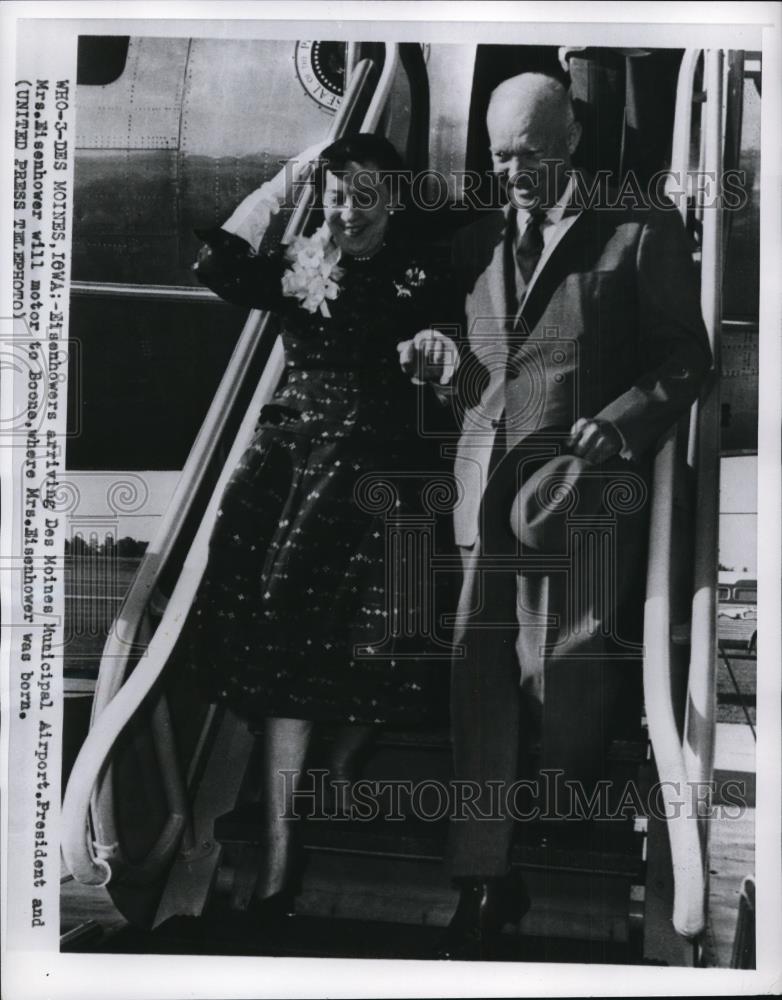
[403,72,711,960]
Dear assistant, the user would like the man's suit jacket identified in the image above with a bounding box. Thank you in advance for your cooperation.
[450,187,712,548]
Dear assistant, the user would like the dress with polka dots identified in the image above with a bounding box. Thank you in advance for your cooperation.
[182,226,460,726]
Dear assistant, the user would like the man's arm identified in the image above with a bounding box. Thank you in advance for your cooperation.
[397,225,492,402]
[592,207,713,461]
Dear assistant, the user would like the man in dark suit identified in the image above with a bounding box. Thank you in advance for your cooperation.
[402,72,711,959]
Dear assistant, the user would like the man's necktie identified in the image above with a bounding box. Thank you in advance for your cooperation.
[516,208,546,287]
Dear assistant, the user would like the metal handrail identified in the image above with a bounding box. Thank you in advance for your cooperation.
[665,49,705,470]
[643,425,707,936]
[665,49,702,218]
[61,46,399,886]
[644,47,724,940]
[644,46,700,937]
[683,47,724,841]
[71,282,222,302]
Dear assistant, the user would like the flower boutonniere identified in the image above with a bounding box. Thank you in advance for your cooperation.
[393,265,427,299]
[282,227,345,317]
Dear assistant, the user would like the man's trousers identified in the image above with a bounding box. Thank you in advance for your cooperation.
[449,440,650,878]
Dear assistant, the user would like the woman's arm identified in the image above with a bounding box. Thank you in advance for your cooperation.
[396,255,489,436]
[397,261,489,406]
[194,227,287,311]
[194,140,329,310]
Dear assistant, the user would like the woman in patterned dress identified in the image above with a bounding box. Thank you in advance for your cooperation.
[189,134,461,914]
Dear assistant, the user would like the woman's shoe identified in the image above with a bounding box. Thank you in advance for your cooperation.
[247,887,297,923]
[245,886,298,954]
[436,871,531,961]
[247,843,305,924]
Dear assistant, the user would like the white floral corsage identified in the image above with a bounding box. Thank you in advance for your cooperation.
[394,265,427,298]
[281,227,345,317]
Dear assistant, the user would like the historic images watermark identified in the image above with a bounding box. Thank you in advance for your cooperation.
[273,160,751,214]
[278,769,750,823]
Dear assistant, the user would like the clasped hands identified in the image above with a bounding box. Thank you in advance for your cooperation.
[397,330,623,464]
[397,329,459,387]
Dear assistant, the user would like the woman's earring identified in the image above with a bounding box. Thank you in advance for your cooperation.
[389,208,395,216]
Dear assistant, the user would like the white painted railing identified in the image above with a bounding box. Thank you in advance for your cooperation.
[644,47,725,940]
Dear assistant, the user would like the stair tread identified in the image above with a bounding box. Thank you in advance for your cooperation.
[297,856,635,941]
[93,911,632,963]
[318,727,646,761]
[216,809,643,876]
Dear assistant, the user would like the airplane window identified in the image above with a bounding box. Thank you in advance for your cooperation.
[76,36,130,86]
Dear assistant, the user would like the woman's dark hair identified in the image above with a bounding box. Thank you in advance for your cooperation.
[319,132,406,176]
[314,132,408,212]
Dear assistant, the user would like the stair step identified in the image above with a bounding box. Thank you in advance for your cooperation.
[91,909,633,962]
[319,726,646,761]
[296,850,634,942]
[366,727,452,751]
[304,821,643,878]
[216,809,643,879]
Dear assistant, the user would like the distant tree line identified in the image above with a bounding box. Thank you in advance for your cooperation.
[65,535,148,558]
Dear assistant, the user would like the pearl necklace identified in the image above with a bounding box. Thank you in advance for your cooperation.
[352,242,386,262]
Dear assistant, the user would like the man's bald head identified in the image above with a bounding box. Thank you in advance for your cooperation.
[486,73,581,209]
[488,73,575,131]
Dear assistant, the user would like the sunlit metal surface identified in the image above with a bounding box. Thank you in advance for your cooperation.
[71,281,221,301]
[684,45,724,901]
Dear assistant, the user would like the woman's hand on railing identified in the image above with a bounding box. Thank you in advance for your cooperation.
[221,139,331,251]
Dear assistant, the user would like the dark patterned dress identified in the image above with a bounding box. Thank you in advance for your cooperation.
[187,226,458,725]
